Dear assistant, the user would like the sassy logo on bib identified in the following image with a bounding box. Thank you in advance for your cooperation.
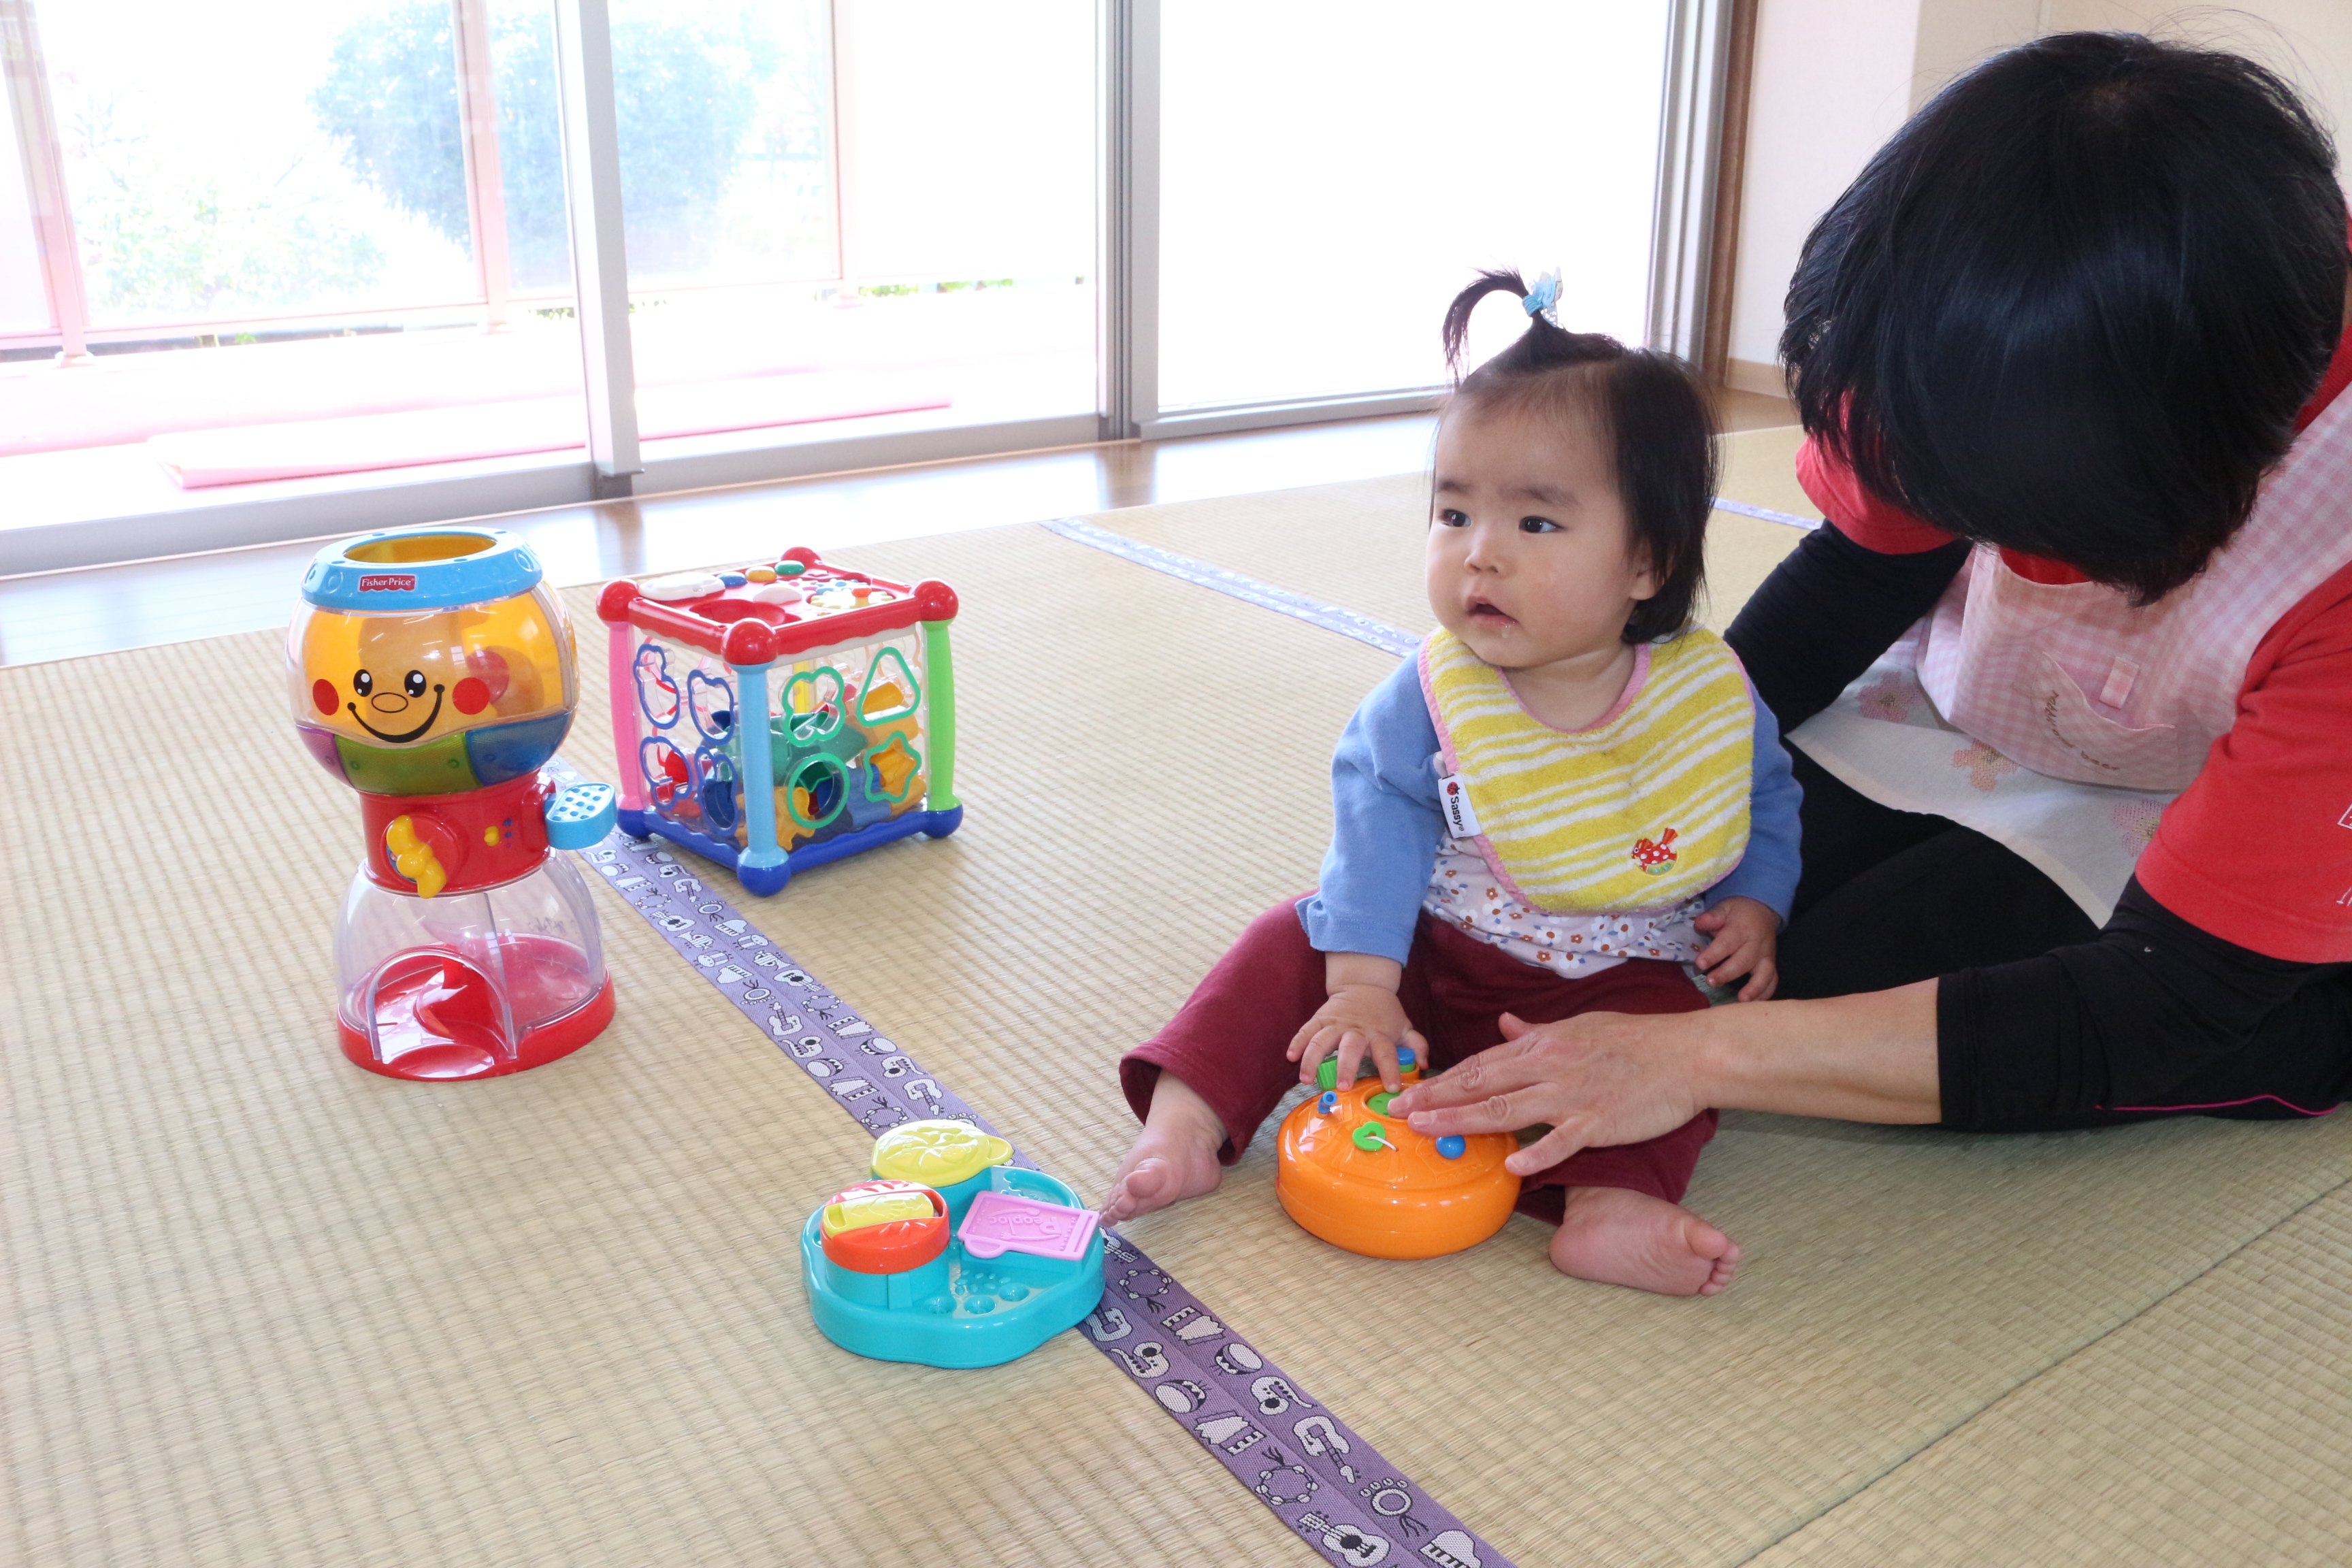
[1438,774,1482,836]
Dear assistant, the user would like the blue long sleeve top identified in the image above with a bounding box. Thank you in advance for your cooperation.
[1298,654,1804,965]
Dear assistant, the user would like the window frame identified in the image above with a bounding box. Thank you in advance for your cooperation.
[0,0,1737,574]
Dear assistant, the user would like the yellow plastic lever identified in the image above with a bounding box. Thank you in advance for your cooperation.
[384,815,448,899]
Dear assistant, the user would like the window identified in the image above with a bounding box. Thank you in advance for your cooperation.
[0,0,1730,574]
[1156,0,1671,418]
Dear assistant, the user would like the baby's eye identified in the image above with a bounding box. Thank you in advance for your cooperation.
[404,669,428,698]
[1519,515,1561,534]
[1435,508,1469,528]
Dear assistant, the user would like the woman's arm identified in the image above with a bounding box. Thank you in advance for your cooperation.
[1390,980,1940,1175]
[1393,877,2341,1169]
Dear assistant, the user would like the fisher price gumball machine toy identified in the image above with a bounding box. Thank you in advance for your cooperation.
[291,527,619,1081]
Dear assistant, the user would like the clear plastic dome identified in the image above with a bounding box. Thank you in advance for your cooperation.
[334,853,607,1079]
[290,580,578,796]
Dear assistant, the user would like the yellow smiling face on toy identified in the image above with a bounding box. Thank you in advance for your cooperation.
[870,1120,1014,1188]
[295,589,573,749]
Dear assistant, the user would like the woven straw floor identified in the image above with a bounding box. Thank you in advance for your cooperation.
[8,427,2352,1566]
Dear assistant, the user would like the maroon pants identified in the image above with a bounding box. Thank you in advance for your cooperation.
[1121,898,1718,1223]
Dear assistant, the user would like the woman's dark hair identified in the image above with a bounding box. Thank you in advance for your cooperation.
[1440,270,1718,643]
[1784,31,2347,602]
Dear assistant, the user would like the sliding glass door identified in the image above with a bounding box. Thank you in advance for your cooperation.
[0,0,1721,573]
[1156,0,1672,422]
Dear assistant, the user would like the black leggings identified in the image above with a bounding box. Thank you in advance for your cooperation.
[1774,749,2352,1132]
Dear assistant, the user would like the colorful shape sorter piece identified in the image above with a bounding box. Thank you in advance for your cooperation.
[596,548,962,895]
[801,1122,1106,1369]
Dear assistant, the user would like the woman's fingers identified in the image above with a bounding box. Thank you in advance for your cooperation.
[1392,1049,1561,1137]
[1503,1117,1595,1176]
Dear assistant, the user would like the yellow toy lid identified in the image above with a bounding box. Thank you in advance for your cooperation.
[819,1180,944,1239]
[870,1119,1013,1188]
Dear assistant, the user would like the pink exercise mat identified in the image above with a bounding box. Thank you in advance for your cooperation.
[146,370,953,488]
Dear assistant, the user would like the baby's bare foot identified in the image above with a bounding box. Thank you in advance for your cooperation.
[1098,1074,1227,1227]
[1548,1186,1741,1296]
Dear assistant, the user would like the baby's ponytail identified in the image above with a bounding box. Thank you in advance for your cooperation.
[1441,269,1627,386]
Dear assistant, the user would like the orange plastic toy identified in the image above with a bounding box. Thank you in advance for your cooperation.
[1275,1052,1520,1260]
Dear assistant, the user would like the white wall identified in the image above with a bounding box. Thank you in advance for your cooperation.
[2045,1,2352,140]
[1724,0,1922,369]
[1725,0,2352,374]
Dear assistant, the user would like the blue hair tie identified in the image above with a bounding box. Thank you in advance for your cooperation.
[1522,270,1561,323]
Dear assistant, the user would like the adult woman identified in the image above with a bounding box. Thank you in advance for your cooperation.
[1392,31,2352,1162]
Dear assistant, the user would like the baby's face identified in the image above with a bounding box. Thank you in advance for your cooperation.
[1424,402,1658,675]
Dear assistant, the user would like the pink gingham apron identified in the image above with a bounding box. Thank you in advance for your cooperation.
[1784,386,2352,920]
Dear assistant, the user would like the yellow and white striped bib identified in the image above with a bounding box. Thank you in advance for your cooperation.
[1418,626,1754,913]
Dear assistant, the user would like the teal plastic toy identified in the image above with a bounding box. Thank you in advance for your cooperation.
[802,1120,1105,1369]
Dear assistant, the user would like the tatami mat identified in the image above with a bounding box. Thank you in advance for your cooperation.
[9,426,2351,1565]
[1090,425,1816,643]
[1749,1182,2352,1567]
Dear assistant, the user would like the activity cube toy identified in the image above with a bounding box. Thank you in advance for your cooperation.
[291,527,619,1081]
[1275,1049,1522,1259]
[597,548,962,896]
[802,1120,1105,1368]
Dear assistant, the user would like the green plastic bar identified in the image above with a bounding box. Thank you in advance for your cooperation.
[921,618,960,811]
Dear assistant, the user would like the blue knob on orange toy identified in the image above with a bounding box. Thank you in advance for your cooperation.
[1436,1135,1467,1160]
[1317,1091,1337,1115]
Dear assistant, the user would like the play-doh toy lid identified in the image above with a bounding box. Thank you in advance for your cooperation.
[870,1120,1013,1189]
[819,1180,950,1275]
[302,527,544,613]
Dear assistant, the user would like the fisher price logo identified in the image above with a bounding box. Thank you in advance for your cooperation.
[357,573,417,592]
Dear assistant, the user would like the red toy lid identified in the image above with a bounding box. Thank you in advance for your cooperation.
[817,1180,949,1275]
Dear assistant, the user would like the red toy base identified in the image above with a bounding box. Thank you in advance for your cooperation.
[338,973,615,1081]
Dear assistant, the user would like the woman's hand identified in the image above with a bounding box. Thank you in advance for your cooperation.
[1389,1010,1708,1175]
[1388,981,1944,1173]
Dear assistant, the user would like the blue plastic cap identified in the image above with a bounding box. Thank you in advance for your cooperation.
[546,781,618,849]
[1435,1135,1466,1160]
[1396,1044,1417,1070]
[301,527,543,612]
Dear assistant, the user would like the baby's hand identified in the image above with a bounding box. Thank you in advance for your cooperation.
[1287,984,1426,1094]
[1690,896,1780,1001]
